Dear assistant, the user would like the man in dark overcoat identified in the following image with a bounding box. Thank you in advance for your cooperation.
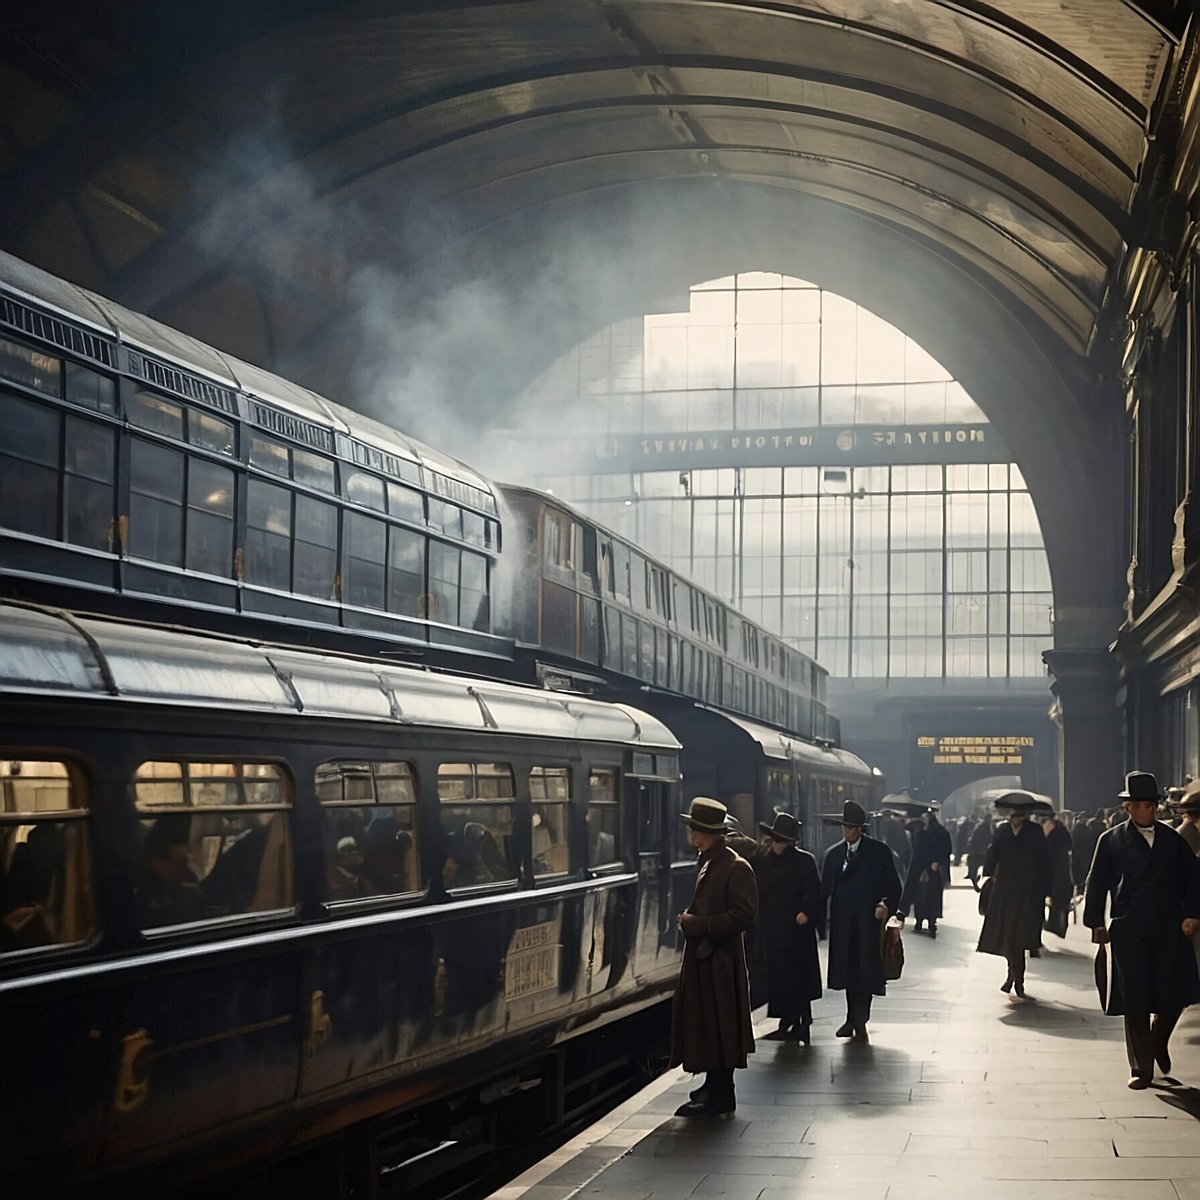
[966,813,993,891]
[670,796,758,1117]
[752,811,821,1043]
[1084,771,1200,1089]
[819,799,902,1042]
[976,794,1049,998]
[900,806,952,937]
[1042,812,1073,938]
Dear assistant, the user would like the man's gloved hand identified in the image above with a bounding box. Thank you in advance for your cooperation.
[678,912,705,937]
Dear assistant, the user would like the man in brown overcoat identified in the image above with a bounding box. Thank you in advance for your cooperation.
[670,796,758,1118]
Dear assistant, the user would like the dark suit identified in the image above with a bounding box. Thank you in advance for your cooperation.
[752,846,822,1030]
[1083,819,1200,1079]
[820,834,902,1031]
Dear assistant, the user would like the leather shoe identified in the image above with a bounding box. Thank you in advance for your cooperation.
[929,925,937,939]
[850,1029,869,1043]
[835,1021,854,1038]
[1127,1074,1151,1090]
[688,1083,710,1102]
[674,1096,735,1118]
[789,1023,811,1046]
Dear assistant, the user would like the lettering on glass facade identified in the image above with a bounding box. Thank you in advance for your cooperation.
[563,425,1001,471]
[916,734,1034,766]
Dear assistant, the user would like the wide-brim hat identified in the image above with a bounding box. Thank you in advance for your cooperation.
[680,796,728,833]
[759,811,800,842]
[840,799,868,828]
[1118,771,1162,802]
[993,790,1052,814]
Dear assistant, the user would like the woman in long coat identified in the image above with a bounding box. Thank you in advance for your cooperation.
[752,812,821,1043]
[900,808,953,936]
[670,797,758,1117]
[977,795,1050,998]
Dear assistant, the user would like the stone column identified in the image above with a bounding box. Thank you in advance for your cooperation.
[1043,648,1124,813]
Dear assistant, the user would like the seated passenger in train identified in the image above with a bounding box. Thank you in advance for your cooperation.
[0,824,59,950]
[325,835,368,901]
[442,821,506,888]
[138,816,204,927]
[360,817,413,895]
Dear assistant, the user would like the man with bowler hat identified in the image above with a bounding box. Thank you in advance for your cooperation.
[670,797,758,1117]
[1084,770,1200,1089]
[819,799,902,1042]
[752,811,822,1044]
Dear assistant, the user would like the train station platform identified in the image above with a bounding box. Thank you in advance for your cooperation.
[494,873,1200,1200]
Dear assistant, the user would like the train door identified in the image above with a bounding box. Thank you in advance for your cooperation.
[630,753,691,975]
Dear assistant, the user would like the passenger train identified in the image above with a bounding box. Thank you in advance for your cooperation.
[0,252,880,1193]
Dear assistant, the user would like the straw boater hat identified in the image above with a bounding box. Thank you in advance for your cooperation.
[680,796,728,833]
[1118,771,1162,802]
[759,811,800,842]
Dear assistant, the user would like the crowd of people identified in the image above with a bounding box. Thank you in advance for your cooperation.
[668,771,1200,1117]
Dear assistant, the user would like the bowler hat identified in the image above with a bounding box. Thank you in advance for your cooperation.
[840,799,868,828]
[680,796,728,833]
[1118,771,1162,802]
[759,811,800,842]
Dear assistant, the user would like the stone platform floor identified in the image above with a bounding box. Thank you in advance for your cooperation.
[494,870,1200,1200]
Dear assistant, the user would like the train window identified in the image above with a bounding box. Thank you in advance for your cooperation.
[189,410,234,456]
[315,761,420,902]
[0,758,94,955]
[586,770,619,867]
[427,541,461,624]
[344,511,387,609]
[529,767,570,876]
[65,362,117,413]
[0,334,61,395]
[245,479,292,589]
[129,390,185,440]
[437,763,517,889]
[63,416,115,552]
[0,392,59,539]
[129,439,185,566]
[293,448,335,492]
[387,526,425,616]
[249,434,291,478]
[461,550,489,631]
[388,481,424,525]
[293,495,338,599]
[462,510,486,548]
[429,499,463,540]
[631,753,654,777]
[131,760,292,929]
[636,781,663,853]
[185,458,235,577]
[346,470,386,512]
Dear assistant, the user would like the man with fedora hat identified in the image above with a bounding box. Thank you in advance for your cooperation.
[819,799,902,1042]
[751,811,822,1043]
[670,796,758,1117]
[1084,770,1200,1088]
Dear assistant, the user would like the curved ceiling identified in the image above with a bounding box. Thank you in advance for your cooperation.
[0,0,1187,380]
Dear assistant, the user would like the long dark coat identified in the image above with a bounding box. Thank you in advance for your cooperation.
[1083,820,1200,1016]
[820,835,902,997]
[1071,821,1100,889]
[670,842,758,1072]
[1043,822,1073,937]
[900,819,952,922]
[751,846,822,1019]
[977,820,1049,958]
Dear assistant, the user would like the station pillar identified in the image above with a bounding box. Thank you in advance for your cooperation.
[1043,647,1124,813]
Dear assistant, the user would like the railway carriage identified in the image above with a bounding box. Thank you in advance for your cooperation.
[0,602,692,1195]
